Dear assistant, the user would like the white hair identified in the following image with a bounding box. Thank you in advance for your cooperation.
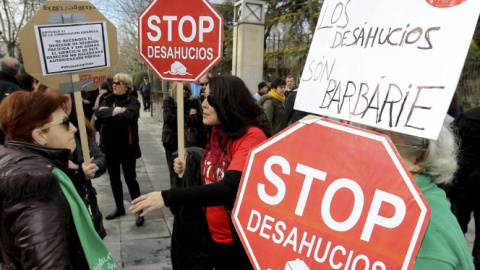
[398,122,459,184]
[423,123,459,184]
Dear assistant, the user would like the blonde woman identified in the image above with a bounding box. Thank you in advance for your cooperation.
[94,73,143,226]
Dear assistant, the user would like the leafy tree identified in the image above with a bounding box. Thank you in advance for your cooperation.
[457,17,480,109]
[211,1,235,75]
[263,0,322,79]
[1,0,45,57]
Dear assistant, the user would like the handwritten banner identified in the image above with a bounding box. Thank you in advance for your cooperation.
[295,0,480,139]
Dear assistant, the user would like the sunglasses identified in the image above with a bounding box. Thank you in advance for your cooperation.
[112,81,124,85]
[206,95,215,107]
[197,82,208,87]
[40,117,70,131]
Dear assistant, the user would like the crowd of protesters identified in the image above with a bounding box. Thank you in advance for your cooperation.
[0,54,478,270]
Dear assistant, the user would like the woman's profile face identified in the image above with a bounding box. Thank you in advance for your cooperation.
[201,85,221,126]
[41,108,77,152]
[112,79,127,96]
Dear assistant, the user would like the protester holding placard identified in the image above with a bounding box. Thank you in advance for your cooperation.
[258,77,287,135]
[0,91,117,269]
[374,123,474,269]
[94,73,144,226]
[130,75,271,270]
[161,82,204,188]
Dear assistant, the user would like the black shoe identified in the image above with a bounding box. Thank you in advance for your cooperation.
[105,208,125,220]
[135,211,145,226]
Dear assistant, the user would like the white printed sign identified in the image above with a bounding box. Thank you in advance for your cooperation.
[35,22,110,75]
[295,0,480,139]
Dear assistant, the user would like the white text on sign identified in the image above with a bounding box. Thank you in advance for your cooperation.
[245,155,409,269]
[145,15,215,60]
[258,155,406,241]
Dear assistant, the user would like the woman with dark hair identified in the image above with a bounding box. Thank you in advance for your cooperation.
[94,72,144,226]
[258,77,287,135]
[0,91,116,269]
[131,75,270,269]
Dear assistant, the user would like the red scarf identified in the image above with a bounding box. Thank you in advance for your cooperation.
[201,126,233,184]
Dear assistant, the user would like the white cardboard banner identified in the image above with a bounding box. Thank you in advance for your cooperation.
[295,0,480,139]
[35,22,110,75]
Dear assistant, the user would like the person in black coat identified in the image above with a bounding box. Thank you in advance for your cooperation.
[139,76,152,112]
[0,56,22,144]
[0,91,89,269]
[0,56,21,102]
[448,107,480,268]
[94,73,144,226]
[162,82,203,187]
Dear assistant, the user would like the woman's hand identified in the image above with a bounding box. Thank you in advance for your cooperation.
[130,192,165,216]
[82,158,99,180]
[173,156,185,175]
[112,107,126,116]
[68,160,79,170]
[189,108,197,115]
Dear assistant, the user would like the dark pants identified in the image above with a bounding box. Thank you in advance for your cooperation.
[208,238,253,270]
[450,183,480,268]
[106,153,141,209]
[143,96,151,111]
[163,143,177,188]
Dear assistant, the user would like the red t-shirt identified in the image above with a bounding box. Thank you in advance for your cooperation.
[201,126,267,243]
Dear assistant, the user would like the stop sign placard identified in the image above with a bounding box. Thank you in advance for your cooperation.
[138,0,223,82]
[233,118,431,270]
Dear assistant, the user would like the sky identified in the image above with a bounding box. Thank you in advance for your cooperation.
[89,0,226,27]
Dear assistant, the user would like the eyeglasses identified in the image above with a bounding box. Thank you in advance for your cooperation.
[40,117,70,131]
[112,81,124,85]
[394,141,429,151]
[198,82,208,87]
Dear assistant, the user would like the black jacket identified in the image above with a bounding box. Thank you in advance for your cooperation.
[453,107,480,187]
[171,147,211,270]
[0,72,20,103]
[0,72,21,144]
[0,141,88,269]
[95,93,141,158]
[162,96,204,148]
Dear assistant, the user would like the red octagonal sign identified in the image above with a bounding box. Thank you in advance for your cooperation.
[233,118,431,270]
[138,0,223,82]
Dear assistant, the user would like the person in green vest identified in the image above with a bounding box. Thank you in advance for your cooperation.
[377,123,474,270]
[0,91,117,270]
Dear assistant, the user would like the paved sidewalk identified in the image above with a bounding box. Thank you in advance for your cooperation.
[93,104,477,269]
[92,108,174,270]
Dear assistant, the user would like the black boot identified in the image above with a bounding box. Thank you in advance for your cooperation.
[135,211,145,226]
[105,207,125,220]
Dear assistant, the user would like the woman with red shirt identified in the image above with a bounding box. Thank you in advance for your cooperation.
[130,75,270,269]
